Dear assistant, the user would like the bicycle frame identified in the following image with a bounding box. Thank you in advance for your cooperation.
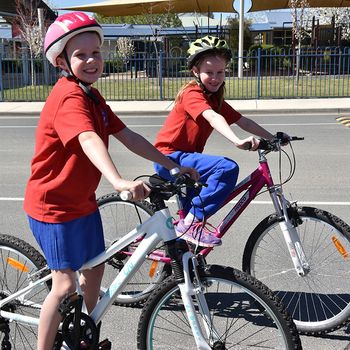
[0,207,216,349]
[195,148,310,276]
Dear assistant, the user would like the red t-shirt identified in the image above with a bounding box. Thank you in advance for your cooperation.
[24,76,126,223]
[154,85,242,154]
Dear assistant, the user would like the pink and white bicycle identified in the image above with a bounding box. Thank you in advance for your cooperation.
[98,134,350,335]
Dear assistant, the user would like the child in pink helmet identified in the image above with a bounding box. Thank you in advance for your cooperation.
[24,12,198,349]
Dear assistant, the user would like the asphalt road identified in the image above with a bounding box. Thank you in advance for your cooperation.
[0,111,350,349]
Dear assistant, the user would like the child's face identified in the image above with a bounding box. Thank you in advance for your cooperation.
[193,55,226,93]
[57,32,103,85]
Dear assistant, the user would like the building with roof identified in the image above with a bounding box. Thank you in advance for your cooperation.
[247,10,344,48]
[248,11,293,47]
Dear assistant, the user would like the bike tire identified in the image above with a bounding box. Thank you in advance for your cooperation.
[242,206,350,335]
[0,234,50,350]
[97,193,169,307]
[137,264,301,349]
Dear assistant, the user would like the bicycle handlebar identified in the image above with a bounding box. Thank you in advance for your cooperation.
[119,172,206,205]
[120,134,304,203]
[146,173,206,207]
[258,134,304,152]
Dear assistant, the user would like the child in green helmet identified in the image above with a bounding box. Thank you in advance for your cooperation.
[154,35,288,248]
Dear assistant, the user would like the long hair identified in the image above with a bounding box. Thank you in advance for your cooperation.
[175,51,229,112]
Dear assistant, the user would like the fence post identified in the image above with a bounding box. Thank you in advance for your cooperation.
[0,54,3,101]
[159,50,163,100]
[257,48,261,99]
[23,52,29,86]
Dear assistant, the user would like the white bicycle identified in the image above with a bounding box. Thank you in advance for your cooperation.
[0,171,301,349]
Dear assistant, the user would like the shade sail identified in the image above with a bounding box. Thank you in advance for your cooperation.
[250,0,350,12]
[61,0,237,17]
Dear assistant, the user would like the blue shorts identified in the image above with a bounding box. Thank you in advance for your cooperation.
[154,151,239,219]
[28,210,105,271]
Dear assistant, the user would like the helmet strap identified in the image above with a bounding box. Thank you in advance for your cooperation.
[194,75,210,95]
[194,74,226,103]
[61,50,100,105]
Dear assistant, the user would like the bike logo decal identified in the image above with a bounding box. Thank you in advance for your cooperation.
[166,217,174,230]
[222,191,249,226]
[184,302,201,338]
[109,260,135,294]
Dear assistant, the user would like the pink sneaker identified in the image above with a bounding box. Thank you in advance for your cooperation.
[175,220,222,247]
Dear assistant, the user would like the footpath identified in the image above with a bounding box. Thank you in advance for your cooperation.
[0,97,350,116]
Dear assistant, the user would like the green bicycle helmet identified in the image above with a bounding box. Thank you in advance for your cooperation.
[187,35,232,69]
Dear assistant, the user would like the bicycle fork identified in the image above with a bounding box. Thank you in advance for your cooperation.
[271,189,310,276]
[168,241,222,349]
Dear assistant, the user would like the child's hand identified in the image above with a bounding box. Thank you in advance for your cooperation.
[115,179,150,201]
[237,136,260,151]
[179,167,200,181]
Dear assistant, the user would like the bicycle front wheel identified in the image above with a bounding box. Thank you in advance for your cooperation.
[0,234,50,350]
[137,264,301,349]
[242,206,350,335]
[97,193,169,306]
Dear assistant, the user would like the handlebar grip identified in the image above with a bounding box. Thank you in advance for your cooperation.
[243,142,252,151]
[257,139,271,150]
[120,191,132,201]
[174,173,207,189]
[290,136,304,141]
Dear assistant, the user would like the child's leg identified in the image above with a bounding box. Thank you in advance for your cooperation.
[38,269,76,350]
[79,264,105,312]
[188,154,239,219]
[168,152,239,220]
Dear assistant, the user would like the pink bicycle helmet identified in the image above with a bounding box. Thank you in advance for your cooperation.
[44,12,104,67]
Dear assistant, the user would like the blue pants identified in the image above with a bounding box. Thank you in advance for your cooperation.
[154,151,239,220]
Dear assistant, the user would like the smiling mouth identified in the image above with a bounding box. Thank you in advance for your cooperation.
[85,69,98,73]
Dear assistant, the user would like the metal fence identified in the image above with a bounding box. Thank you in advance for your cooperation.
[1,47,350,101]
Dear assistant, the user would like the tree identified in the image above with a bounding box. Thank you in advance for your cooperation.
[14,0,46,85]
[290,0,311,81]
[116,37,136,73]
[226,17,252,51]
[290,0,311,47]
[95,13,182,27]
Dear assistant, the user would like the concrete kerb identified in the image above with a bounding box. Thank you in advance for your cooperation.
[0,98,350,116]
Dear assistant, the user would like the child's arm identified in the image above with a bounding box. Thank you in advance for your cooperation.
[78,131,150,200]
[203,109,276,151]
[114,127,199,179]
[236,116,273,140]
[202,109,256,150]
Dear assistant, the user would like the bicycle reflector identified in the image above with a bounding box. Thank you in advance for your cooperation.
[332,236,349,260]
[149,260,159,278]
[7,257,29,272]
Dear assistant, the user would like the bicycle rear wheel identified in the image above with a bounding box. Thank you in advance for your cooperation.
[0,234,50,350]
[97,193,169,306]
[137,264,301,349]
[242,206,350,335]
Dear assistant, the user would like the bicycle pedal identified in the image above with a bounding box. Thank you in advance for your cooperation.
[98,339,112,350]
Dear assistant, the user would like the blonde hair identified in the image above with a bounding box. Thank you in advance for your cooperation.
[176,51,229,112]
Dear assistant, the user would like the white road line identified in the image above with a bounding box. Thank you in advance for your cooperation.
[0,126,36,128]
[0,197,24,201]
[0,124,338,129]
[2,122,327,129]
[1,197,349,206]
